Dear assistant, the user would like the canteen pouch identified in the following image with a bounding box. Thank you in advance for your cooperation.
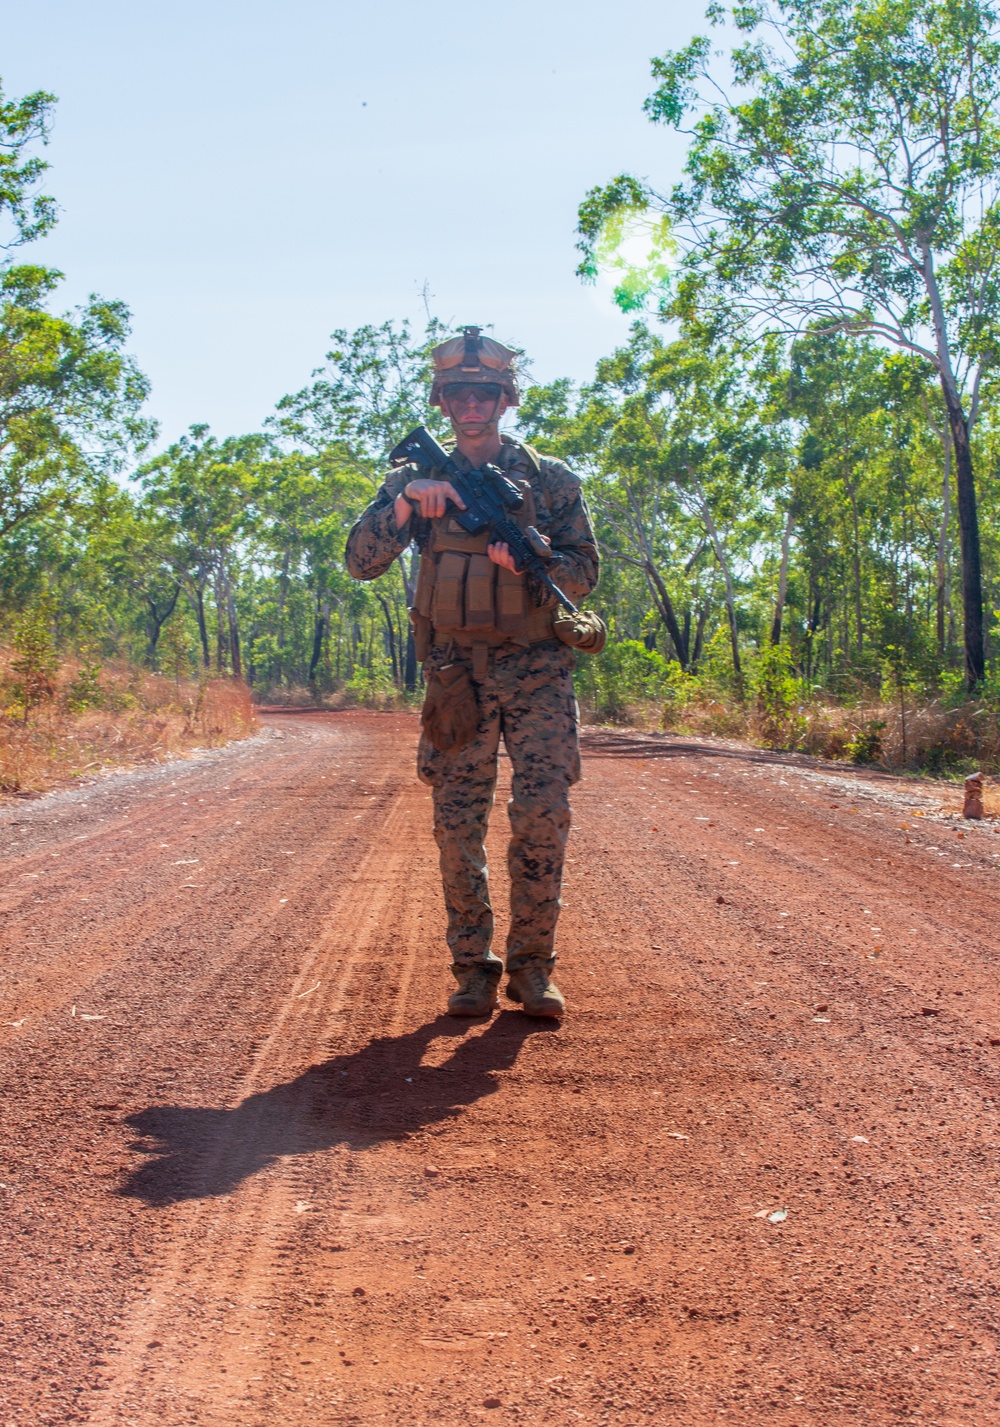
[420,662,479,753]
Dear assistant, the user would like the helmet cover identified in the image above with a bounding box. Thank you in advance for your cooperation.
[430,325,520,407]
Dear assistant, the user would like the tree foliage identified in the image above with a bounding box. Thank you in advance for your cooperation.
[578,0,1000,687]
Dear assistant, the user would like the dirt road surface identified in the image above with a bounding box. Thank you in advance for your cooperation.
[2,710,1000,1426]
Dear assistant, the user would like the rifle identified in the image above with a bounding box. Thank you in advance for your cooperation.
[388,426,578,615]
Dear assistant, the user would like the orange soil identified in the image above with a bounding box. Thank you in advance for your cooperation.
[1,711,999,1426]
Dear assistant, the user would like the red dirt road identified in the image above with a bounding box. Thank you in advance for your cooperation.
[2,711,1000,1426]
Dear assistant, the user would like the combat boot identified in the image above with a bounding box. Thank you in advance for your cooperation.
[447,960,501,1017]
[505,964,566,1018]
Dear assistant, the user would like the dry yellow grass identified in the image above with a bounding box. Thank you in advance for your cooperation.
[982,783,1000,818]
[0,654,256,797]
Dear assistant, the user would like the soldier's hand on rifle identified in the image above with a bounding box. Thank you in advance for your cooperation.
[488,533,550,571]
[394,479,466,527]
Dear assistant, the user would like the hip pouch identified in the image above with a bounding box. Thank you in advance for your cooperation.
[420,662,479,753]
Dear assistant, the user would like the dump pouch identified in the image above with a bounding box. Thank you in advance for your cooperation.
[553,609,608,654]
[420,662,480,753]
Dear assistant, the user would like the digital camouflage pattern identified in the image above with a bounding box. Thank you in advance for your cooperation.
[418,638,581,972]
[345,434,599,975]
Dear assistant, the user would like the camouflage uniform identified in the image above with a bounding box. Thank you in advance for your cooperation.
[345,435,599,974]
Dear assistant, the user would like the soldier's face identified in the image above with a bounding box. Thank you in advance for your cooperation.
[442,385,509,435]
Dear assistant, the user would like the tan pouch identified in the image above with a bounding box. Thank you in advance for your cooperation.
[432,551,467,629]
[420,662,479,753]
[414,551,435,618]
[495,564,527,634]
[553,609,608,654]
[409,608,432,662]
[465,554,496,629]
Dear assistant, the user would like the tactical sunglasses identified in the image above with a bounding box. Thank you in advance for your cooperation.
[442,382,502,407]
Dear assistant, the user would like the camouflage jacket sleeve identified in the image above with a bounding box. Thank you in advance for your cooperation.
[535,455,600,604]
[344,467,429,581]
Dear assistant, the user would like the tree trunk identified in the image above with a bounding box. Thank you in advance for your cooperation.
[646,563,689,667]
[692,482,742,686]
[922,245,985,688]
[277,548,290,654]
[936,424,952,658]
[377,594,399,684]
[223,566,242,680]
[691,600,711,669]
[309,599,329,684]
[770,505,794,645]
[620,481,689,666]
[843,480,863,656]
[192,584,210,668]
[214,568,228,673]
[145,584,181,666]
[804,587,821,681]
[944,393,985,687]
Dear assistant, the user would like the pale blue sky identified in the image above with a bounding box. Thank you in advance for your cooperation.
[5,0,697,446]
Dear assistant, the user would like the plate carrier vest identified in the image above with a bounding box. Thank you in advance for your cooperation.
[409,444,557,674]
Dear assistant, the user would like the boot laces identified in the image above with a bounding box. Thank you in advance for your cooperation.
[522,965,550,997]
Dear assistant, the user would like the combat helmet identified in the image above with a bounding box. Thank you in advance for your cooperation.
[430,325,521,408]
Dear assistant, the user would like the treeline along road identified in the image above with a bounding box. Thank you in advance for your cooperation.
[2,713,999,1425]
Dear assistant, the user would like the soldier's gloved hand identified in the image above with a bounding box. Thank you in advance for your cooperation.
[394,479,466,527]
[488,533,549,571]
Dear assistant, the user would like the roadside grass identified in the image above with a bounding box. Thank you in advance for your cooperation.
[0,651,256,797]
[572,640,1000,782]
[575,689,1000,787]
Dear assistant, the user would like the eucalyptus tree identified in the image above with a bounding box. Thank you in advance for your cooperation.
[88,490,184,666]
[268,318,450,472]
[520,324,780,682]
[270,318,454,685]
[0,78,153,558]
[138,427,262,677]
[0,77,57,254]
[0,260,154,545]
[578,0,1000,687]
[253,448,372,687]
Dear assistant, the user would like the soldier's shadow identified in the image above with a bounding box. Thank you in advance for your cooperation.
[119,1012,551,1207]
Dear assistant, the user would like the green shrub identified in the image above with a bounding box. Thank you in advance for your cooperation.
[846,720,886,765]
[749,644,811,749]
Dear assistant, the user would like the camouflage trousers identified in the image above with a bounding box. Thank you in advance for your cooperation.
[417,640,581,973]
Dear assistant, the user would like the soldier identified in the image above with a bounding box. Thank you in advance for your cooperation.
[345,328,599,1018]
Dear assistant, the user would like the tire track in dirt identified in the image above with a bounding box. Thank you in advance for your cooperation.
[2,712,1000,1426]
[85,754,436,1427]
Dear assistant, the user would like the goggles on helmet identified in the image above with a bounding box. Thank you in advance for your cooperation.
[442,382,503,408]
